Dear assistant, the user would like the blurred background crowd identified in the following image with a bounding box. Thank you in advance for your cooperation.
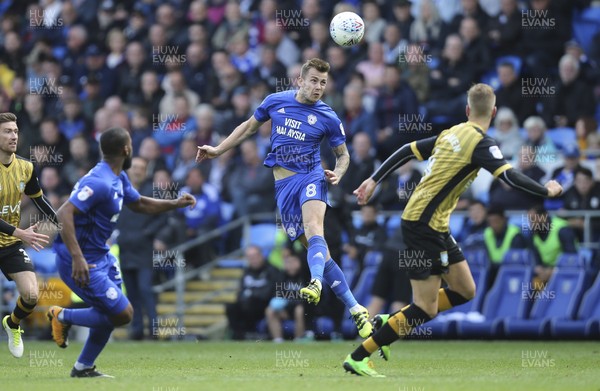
[1,0,599,340]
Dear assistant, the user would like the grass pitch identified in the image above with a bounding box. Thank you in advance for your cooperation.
[1,340,599,391]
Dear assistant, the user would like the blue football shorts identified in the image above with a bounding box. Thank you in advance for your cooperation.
[274,168,329,241]
[56,249,129,316]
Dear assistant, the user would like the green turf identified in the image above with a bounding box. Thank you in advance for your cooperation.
[1,340,599,391]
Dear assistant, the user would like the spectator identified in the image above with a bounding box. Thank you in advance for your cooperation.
[139,70,165,122]
[265,254,307,342]
[562,167,600,242]
[61,25,88,82]
[523,116,558,162]
[82,44,117,100]
[172,138,201,185]
[495,61,537,125]
[226,245,280,340]
[326,46,352,94]
[221,86,253,131]
[227,139,275,217]
[356,42,386,91]
[80,76,104,122]
[228,32,259,79]
[252,44,287,93]
[105,28,126,70]
[118,41,148,105]
[211,0,250,50]
[138,136,168,176]
[382,23,406,64]
[182,42,212,102]
[262,20,300,69]
[33,118,70,169]
[447,0,490,35]
[307,19,330,59]
[179,166,222,264]
[340,85,377,146]
[527,205,577,286]
[345,205,387,269]
[39,166,71,197]
[341,132,377,203]
[193,104,218,145]
[211,64,243,111]
[483,204,527,284]
[16,94,45,156]
[564,40,600,85]
[410,0,443,52]
[155,3,187,47]
[457,200,488,250]
[116,157,165,340]
[519,0,570,78]
[362,1,386,45]
[493,107,523,160]
[551,145,584,192]
[401,42,431,103]
[424,34,474,120]
[544,54,596,128]
[489,145,546,210]
[154,94,196,168]
[458,17,491,79]
[1,31,25,77]
[58,98,87,140]
[159,70,200,116]
[391,0,414,41]
[375,64,419,158]
[486,0,522,58]
[376,159,421,211]
[62,135,95,187]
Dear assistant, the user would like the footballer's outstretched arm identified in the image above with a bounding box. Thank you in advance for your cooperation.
[126,193,196,214]
[354,136,437,205]
[499,169,562,197]
[196,116,264,161]
[325,143,349,185]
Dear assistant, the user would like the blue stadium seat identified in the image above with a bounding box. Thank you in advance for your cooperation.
[243,224,278,256]
[481,70,500,90]
[456,264,533,338]
[502,249,535,266]
[421,260,489,338]
[29,248,57,276]
[341,254,359,289]
[315,316,335,338]
[464,249,490,268]
[503,256,587,338]
[547,128,576,151]
[449,215,465,238]
[385,215,402,238]
[550,273,600,338]
[487,127,497,138]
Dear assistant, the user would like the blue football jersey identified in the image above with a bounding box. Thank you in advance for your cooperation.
[254,90,346,173]
[54,161,140,262]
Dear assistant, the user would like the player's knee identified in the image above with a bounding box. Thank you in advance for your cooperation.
[460,284,476,301]
[265,306,275,318]
[111,306,133,326]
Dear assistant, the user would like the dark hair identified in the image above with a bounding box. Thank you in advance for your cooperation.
[487,204,506,218]
[100,127,129,157]
[528,204,547,215]
[575,166,593,179]
[0,112,17,125]
[497,61,515,71]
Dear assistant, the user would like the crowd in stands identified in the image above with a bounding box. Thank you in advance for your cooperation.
[1,0,600,339]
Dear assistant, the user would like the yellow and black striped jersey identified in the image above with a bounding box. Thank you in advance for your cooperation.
[0,154,43,247]
[403,121,512,232]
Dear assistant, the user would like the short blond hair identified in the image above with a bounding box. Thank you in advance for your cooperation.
[467,83,496,118]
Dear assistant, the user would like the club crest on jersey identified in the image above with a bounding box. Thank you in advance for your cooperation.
[77,185,94,201]
[307,114,317,125]
[19,181,25,192]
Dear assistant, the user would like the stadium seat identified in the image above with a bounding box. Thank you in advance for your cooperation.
[341,254,359,289]
[385,215,402,238]
[216,258,246,269]
[502,249,536,266]
[550,273,600,338]
[418,256,489,339]
[546,128,576,151]
[503,255,587,338]
[449,215,465,237]
[242,224,278,256]
[456,263,533,338]
[28,248,58,276]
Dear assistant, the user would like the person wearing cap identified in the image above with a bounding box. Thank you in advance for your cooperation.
[82,44,117,99]
[551,145,584,191]
[483,204,526,284]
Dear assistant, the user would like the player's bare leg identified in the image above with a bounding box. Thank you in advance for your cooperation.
[299,200,372,337]
[3,271,38,358]
[441,261,476,311]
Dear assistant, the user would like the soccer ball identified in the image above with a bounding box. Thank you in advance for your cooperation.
[329,12,365,47]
